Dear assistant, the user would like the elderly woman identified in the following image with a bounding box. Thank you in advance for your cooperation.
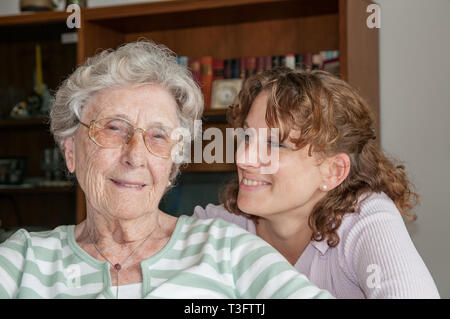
[194,67,440,298]
[0,41,332,299]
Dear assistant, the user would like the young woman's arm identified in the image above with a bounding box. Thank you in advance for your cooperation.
[343,194,440,298]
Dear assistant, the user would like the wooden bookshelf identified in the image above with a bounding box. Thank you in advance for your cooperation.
[0,10,70,26]
[0,10,77,229]
[0,0,379,225]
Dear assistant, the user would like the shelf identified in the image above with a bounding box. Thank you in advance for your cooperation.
[0,10,70,27]
[78,0,339,62]
[0,185,75,195]
[0,0,338,30]
[83,0,338,33]
[0,118,49,129]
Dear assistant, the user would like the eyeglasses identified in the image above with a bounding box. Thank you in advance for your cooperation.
[78,117,178,159]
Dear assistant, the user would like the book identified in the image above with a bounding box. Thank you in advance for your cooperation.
[285,54,295,70]
[255,57,265,74]
[239,57,246,79]
[278,55,286,68]
[213,58,224,81]
[271,56,281,68]
[295,54,303,70]
[322,56,340,76]
[177,56,189,68]
[188,58,201,86]
[200,56,213,109]
[303,53,313,72]
[245,56,256,78]
[230,59,240,79]
[312,54,323,70]
[223,59,232,79]
[264,56,272,71]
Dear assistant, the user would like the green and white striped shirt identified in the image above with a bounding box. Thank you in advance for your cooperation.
[0,215,333,299]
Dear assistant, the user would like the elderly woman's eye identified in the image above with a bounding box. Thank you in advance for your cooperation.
[106,124,120,131]
[104,120,128,132]
[150,130,169,141]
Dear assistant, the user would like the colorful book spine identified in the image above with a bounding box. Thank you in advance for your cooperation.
[303,53,313,72]
[200,56,213,109]
[230,59,240,79]
[223,59,232,79]
[312,54,323,70]
[255,57,264,74]
[278,55,286,68]
[245,56,256,78]
[264,56,272,71]
[213,58,224,81]
[239,57,246,79]
[271,56,280,68]
[295,54,303,70]
[184,50,339,85]
[188,58,201,86]
[285,54,295,70]
[177,56,189,68]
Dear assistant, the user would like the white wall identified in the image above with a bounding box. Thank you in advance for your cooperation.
[0,0,20,16]
[376,0,450,298]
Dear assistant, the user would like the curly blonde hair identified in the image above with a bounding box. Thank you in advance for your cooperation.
[220,67,418,247]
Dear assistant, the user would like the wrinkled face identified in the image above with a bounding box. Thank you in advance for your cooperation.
[236,91,325,220]
[64,84,179,220]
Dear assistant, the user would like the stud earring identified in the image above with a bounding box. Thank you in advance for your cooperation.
[321,185,328,191]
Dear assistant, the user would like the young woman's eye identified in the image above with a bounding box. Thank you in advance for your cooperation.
[268,140,285,148]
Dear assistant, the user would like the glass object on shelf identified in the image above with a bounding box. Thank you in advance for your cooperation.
[0,87,26,120]
[9,44,54,119]
[20,0,54,12]
[41,148,65,181]
[64,0,87,8]
[0,157,28,185]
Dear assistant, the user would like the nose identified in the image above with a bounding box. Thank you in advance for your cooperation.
[122,129,147,168]
[236,136,261,170]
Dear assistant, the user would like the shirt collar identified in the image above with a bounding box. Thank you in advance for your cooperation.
[311,239,330,256]
[309,210,357,256]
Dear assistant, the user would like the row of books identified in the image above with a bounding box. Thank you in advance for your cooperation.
[176,50,339,109]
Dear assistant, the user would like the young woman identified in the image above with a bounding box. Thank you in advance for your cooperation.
[193,67,440,298]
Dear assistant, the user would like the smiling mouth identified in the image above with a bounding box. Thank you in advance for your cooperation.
[110,178,146,189]
[241,177,271,187]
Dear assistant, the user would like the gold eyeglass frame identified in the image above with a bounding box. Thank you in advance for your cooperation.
[78,118,180,159]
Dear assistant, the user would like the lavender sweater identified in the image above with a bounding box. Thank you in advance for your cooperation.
[193,192,440,298]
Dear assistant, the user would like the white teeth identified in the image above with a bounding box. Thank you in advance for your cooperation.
[121,183,141,188]
[114,180,144,188]
[242,178,269,186]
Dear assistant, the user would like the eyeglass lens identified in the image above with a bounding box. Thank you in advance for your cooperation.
[89,118,173,157]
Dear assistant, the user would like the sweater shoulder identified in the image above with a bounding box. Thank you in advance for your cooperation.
[192,204,253,231]
[339,192,401,234]
[1,225,69,250]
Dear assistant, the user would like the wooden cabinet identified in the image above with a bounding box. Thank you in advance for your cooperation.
[0,12,77,229]
[0,0,379,226]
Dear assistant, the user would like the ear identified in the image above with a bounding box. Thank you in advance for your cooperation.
[319,153,351,191]
[63,137,76,173]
